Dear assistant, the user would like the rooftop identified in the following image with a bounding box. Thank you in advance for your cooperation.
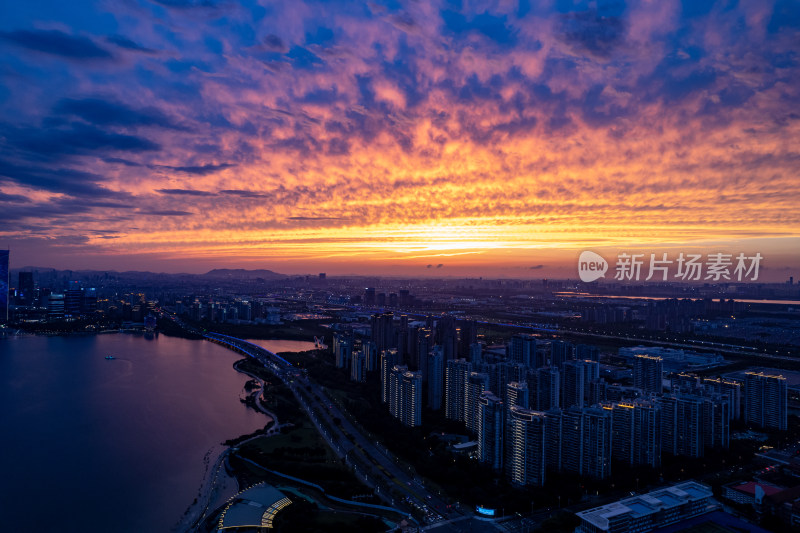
[728,481,783,497]
[577,481,714,531]
[216,483,291,531]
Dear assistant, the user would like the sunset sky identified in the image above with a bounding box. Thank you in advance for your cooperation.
[1,1,798,279]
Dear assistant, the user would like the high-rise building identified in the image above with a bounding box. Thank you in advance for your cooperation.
[380,349,398,404]
[586,378,607,406]
[48,293,65,318]
[350,351,366,382]
[561,407,584,474]
[661,394,704,458]
[427,346,444,410]
[458,320,478,359]
[445,358,471,422]
[576,344,600,362]
[436,316,458,361]
[371,312,395,352]
[744,372,787,431]
[673,372,701,392]
[388,364,407,418]
[17,271,34,306]
[506,407,547,487]
[661,392,729,457]
[702,377,741,420]
[406,325,420,369]
[82,287,97,314]
[611,402,636,466]
[365,287,376,306]
[701,395,730,449]
[333,333,353,369]
[633,401,662,468]
[633,355,663,394]
[562,360,586,408]
[395,317,408,365]
[582,407,613,479]
[611,400,662,468]
[400,370,423,427]
[482,362,508,398]
[505,380,529,472]
[506,381,529,411]
[544,408,563,472]
[550,340,573,369]
[506,362,528,386]
[477,391,504,471]
[415,327,432,374]
[469,342,483,366]
[399,289,410,306]
[509,334,538,367]
[388,365,421,427]
[579,359,601,405]
[465,372,489,434]
[531,366,560,411]
[65,282,83,316]
[554,406,613,478]
[0,250,7,323]
[362,341,378,372]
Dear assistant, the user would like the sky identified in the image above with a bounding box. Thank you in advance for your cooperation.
[1,0,799,279]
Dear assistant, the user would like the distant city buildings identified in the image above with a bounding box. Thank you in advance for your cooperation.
[360,309,793,487]
[16,271,34,306]
[0,250,7,324]
[619,346,723,373]
[7,267,799,516]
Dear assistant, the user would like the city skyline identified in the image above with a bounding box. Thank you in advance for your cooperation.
[2,1,799,278]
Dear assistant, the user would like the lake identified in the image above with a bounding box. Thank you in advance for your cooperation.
[0,333,314,532]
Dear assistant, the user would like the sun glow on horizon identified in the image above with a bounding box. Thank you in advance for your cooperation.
[0,1,798,277]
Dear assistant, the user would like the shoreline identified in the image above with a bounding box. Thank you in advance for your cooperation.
[175,357,282,533]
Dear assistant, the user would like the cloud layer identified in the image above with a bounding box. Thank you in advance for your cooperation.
[1,0,799,276]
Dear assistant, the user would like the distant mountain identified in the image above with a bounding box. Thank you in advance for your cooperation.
[202,268,285,280]
[9,266,286,282]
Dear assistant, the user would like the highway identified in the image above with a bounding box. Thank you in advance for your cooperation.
[200,331,460,526]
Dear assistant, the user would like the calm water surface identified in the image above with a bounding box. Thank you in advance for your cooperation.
[245,338,317,353]
[0,334,309,532]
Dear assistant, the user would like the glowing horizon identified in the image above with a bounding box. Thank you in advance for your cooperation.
[1,1,799,279]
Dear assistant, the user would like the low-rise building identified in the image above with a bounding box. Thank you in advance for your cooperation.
[575,481,717,533]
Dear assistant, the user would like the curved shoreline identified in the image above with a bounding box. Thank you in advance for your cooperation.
[174,357,280,533]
